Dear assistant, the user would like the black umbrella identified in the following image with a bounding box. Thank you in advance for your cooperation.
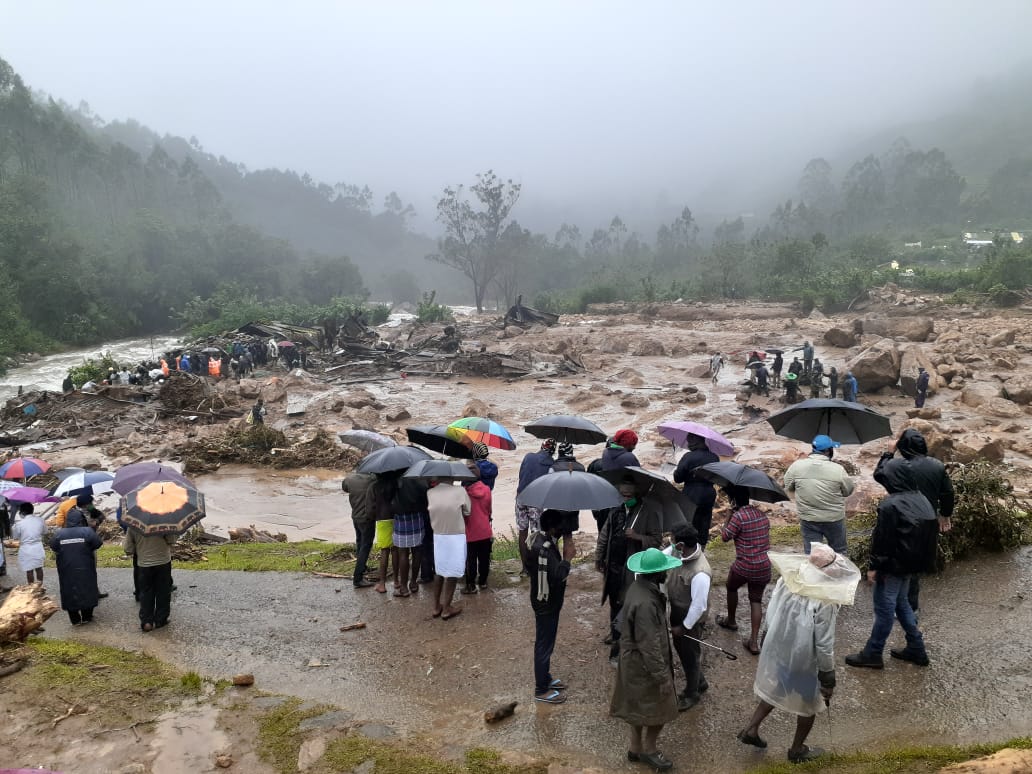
[694,461,789,503]
[404,459,477,482]
[338,429,397,453]
[766,398,892,445]
[356,445,431,474]
[405,425,475,459]
[516,470,622,511]
[597,466,688,531]
[201,347,223,355]
[524,414,607,445]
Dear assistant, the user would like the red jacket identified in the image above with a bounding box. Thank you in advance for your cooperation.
[464,481,493,542]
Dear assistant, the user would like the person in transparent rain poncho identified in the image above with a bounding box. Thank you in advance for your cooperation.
[736,544,861,765]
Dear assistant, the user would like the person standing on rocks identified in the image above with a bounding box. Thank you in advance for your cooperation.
[846,460,936,670]
[874,428,954,617]
[666,524,712,711]
[771,352,783,388]
[602,430,640,470]
[516,439,557,566]
[788,357,803,378]
[828,367,839,399]
[672,434,719,546]
[124,526,178,632]
[710,352,724,383]
[250,398,266,425]
[738,544,858,765]
[717,486,771,656]
[526,509,572,704]
[794,341,814,376]
[783,435,855,554]
[342,471,377,589]
[50,509,103,625]
[810,359,824,398]
[610,547,681,771]
[842,371,858,402]
[426,477,470,620]
[914,367,930,408]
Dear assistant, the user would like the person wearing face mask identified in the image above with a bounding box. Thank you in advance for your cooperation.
[610,547,682,771]
[665,524,712,711]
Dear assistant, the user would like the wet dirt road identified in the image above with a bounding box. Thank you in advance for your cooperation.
[54,546,1032,773]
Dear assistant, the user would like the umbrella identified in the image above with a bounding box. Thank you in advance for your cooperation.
[52,471,115,498]
[201,346,223,355]
[338,429,398,453]
[524,414,607,445]
[516,470,622,511]
[403,459,477,481]
[657,421,735,457]
[112,462,194,496]
[356,445,431,474]
[122,480,205,535]
[406,425,475,459]
[446,417,516,450]
[1,486,61,504]
[0,457,51,481]
[597,466,688,531]
[278,341,296,348]
[694,461,789,503]
[766,398,892,445]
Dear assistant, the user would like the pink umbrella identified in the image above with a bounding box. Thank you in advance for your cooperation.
[1,486,61,503]
[657,421,735,457]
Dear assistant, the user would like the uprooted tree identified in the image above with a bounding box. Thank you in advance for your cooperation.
[428,170,521,312]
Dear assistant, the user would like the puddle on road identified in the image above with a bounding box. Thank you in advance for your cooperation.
[149,700,228,774]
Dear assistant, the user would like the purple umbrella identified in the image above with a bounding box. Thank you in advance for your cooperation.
[112,462,194,496]
[657,421,735,457]
[2,486,61,504]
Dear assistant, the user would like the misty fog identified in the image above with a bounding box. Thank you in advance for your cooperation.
[3,0,1031,235]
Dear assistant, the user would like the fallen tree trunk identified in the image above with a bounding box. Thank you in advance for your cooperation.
[0,583,58,642]
[228,525,287,543]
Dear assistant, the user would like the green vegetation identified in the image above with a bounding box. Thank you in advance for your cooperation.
[67,353,119,387]
[321,737,546,774]
[747,736,1032,774]
[94,540,357,573]
[257,698,334,772]
[416,290,454,323]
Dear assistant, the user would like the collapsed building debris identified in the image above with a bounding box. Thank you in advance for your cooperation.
[504,296,560,327]
[182,426,361,474]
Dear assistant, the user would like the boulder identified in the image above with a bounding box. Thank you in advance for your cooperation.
[823,327,858,348]
[620,394,651,409]
[261,380,287,403]
[960,384,997,408]
[345,389,384,410]
[846,338,900,391]
[861,315,935,342]
[986,329,1016,347]
[686,361,712,379]
[1001,375,1032,405]
[898,345,940,396]
[601,338,628,354]
[905,407,941,420]
[462,398,492,418]
[979,397,1023,419]
[992,354,1016,370]
[237,379,262,399]
[633,339,667,356]
[385,408,411,422]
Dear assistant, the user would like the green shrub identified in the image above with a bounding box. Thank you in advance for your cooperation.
[417,290,453,323]
[67,353,120,387]
[366,304,391,325]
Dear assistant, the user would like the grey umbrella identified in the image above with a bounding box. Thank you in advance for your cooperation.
[524,414,607,445]
[338,429,398,453]
[516,470,622,511]
[356,445,431,474]
[597,466,687,531]
[403,459,478,482]
[694,461,789,503]
[766,398,892,445]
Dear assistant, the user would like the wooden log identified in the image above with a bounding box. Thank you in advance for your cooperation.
[339,622,366,632]
[0,583,59,643]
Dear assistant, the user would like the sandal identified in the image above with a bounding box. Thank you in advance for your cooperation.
[548,678,568,690]
[409,582,419,593]
[393,588,410,598]
[743,639,761,656]
[534,689,566,704]
[716,616,739,631]
[737,729,767,749]
[441,608,462,620]
[432,608,443,618]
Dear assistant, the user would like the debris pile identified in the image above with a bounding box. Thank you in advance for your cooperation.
[159,371,238,414]
[182,426,360,474]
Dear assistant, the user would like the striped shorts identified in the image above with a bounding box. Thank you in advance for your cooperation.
[393,512,425,549]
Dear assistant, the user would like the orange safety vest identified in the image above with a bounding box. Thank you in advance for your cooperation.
[52,497,77,528]
[209,357,221,377]
[161,358,170,376]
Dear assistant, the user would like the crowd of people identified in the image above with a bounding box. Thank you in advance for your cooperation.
[710,342,862,405]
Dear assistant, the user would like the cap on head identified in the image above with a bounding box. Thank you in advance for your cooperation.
[558,442,574,457]
[614,429,638,449]
[541,438,556,453]
[812,434,841,452]
[76,493,94,507]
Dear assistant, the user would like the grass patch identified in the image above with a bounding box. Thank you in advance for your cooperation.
[747,736,1032,774]
[93,541,357,573]
[257,698,333,772]
[180,671,203,693]
[25,638,183,700]
[320,736,546,774]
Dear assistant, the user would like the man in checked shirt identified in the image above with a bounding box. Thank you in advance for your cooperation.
[716,486,772,656]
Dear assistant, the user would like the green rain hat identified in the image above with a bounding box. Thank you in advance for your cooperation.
[626,547,682,575]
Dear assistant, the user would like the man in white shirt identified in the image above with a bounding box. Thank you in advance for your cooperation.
[666,524,712,711]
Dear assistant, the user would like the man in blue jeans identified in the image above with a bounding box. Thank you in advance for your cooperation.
[846,460,937,669]
[783,435,855,555]
[525,509,571,704]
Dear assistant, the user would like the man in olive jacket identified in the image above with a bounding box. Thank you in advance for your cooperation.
[124,528,178,632]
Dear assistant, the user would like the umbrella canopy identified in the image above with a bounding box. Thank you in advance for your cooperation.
[694,461,789,503]
[656,421,735,457]
[201,346,223,355]
[597,466,688,531]
[446,417,516,450]
[53,467,87,481]
[766,398,892,445]
[278,341,296,348]
[516,470,623,511]
[405,425,474,459]
[338,429,398,453]
[112,462,194,496]
[122,481,206,535]
[0,457,51,480]
[404,459,478,482]
[524,414,607,445]
[356,445,431,474]
[52,471,115,498]
[1,486,61,504]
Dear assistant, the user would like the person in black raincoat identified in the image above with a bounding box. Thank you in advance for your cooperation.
[672,434,719,546]
[50,509,103,625]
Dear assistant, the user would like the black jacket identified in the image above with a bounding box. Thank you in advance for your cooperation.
[601,445,640,471]
[870,460,938,575]
[673,448,719,506]
[875,429,954,518]
[551,456,585,473]
[524,531,570,616]
[50,512,102,611]
[391,477,429,515]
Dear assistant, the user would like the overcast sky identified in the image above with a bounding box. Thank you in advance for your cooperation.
[2,1,1031,231]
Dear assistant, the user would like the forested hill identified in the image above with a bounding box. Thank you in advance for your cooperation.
[0,56,440,367]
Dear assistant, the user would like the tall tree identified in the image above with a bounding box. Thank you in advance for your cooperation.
[428,170,521,311]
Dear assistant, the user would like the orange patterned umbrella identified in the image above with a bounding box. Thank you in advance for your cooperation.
[122,480,205,535]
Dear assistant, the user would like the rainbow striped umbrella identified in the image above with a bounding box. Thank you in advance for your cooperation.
[0,457,51,481]
[446,417,516,451]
